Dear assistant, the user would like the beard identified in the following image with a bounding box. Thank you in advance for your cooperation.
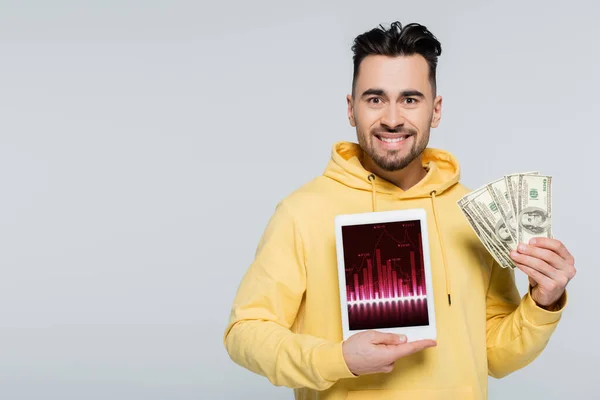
[356,125,429,172]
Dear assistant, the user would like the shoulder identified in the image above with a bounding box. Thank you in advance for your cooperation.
[263,174,355,242]
[276,175,342,217]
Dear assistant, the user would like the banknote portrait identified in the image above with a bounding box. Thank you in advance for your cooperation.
[495,219,513,242]
[519,207,551,235]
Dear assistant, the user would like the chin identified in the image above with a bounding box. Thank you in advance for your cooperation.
[375,157,413,172]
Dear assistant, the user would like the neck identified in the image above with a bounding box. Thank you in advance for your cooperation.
[362,154,428,191]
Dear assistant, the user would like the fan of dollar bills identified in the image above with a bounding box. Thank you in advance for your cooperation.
[457,172,552,269]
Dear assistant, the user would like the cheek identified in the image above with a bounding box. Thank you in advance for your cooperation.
[355,108,380,129]
[410,109,435,131]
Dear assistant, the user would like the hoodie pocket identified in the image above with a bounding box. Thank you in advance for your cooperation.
[345,387,474,400]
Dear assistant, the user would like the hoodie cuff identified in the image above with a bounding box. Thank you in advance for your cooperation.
[314,341,358,382]
[520,285,567,326]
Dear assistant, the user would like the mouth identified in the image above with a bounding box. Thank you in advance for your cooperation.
[376,134,411,143]
[374,134,413,147]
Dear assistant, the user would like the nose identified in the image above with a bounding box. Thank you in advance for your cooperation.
[380,103,405,130]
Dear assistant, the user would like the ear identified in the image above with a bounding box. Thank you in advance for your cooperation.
[346,94,356,127]
[431,95,442,128]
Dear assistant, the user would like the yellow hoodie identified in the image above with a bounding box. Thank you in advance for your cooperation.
[223,141,566,400]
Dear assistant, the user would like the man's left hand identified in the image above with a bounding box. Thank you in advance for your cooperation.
[510,237,576,308]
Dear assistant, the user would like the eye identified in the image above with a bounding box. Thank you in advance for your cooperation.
[367,97,383,105]
[404,97,418,104]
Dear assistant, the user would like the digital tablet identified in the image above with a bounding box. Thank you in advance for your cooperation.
[334,208,436,341]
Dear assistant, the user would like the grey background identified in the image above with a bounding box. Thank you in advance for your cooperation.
[0,1,595,399]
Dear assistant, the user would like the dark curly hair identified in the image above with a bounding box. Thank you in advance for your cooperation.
[351,21,442,96]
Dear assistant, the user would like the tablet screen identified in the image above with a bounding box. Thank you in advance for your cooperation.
[341,219,429,331]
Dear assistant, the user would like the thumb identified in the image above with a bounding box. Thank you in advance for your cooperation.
[371,332,407,345]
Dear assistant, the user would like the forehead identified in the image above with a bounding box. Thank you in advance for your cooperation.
[355,54,431,94]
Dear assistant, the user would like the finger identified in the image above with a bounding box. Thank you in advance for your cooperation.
[516,243,567,271]
[528,238,574,264]
[510,250,558,280]
[391,339,437,360]
[514,262,555,288]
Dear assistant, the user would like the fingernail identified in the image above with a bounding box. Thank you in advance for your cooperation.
[510,250,518,259]
[529,238,537,245]
[398,334,407,342]
[518,244,527,252]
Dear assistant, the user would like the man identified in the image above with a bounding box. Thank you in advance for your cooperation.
[223,21,576,399]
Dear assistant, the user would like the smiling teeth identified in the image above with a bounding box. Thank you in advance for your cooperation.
[381,136,407,143]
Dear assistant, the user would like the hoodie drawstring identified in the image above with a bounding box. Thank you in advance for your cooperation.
[368,174,377,212]
[430,190,452,306]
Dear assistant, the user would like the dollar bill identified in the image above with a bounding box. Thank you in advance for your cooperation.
[458,171,553,269]
[505,171,538,227]
[458,200,499,257]
[467,206,517,269]
[487,178,517,241]
[516,174,553,244]
[458,192,517,269]
[468,187,518,253]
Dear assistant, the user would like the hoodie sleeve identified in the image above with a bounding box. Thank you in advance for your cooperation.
[223,201,356,390]
[485,259,567,378]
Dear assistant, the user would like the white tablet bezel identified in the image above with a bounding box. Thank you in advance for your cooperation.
[334,208,436,342]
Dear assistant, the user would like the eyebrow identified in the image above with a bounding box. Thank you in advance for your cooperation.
[360,88,426,99]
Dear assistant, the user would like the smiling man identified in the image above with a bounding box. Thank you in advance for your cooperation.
[223,22,575,400]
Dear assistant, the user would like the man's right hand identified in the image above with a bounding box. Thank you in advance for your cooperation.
[342,330,437,376]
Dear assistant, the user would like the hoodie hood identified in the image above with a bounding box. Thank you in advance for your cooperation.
[323,141,461,305]
[323,141,460,200]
